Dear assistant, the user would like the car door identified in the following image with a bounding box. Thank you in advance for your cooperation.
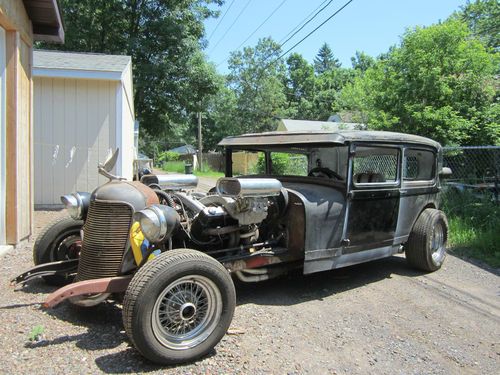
[342,143,401,253]
[394,147,439,243]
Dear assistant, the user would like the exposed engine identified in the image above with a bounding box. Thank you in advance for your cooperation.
[136,174,289,255]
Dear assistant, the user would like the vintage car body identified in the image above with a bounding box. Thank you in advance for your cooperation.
[13,130,449,365]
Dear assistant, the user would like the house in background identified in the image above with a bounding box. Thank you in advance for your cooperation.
[0,0,64,252]
[32,50,135,207]
[277,118,366,132]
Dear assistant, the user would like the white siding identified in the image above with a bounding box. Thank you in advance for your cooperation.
[34,77,119,205]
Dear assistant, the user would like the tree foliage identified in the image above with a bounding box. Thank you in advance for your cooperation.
[341,20,499,145]
[313,43,341,74]
[459,0,499,51]
[41,1,499,152]
[40,0,223,136]
[226,37,286,134]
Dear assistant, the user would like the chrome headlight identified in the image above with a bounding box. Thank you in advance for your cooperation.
[61,192,90,220]
[134,204,180,243]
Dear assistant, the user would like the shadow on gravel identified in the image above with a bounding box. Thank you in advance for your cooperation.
[12,279,55,295]
[24,299,218,373]
[0,302,41,309]
[236,255,425,307]
[94,348,217,374]
[11,255,424,373]
[24,302,127,352]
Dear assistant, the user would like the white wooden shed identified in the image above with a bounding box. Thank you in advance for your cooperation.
[32,50,135,206]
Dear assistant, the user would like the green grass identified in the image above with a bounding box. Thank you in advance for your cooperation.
[442,191,500,268]
[448,217,499,268]
[162,162,223,178]
[161,161,185,174]
[28,325,44,341]
[194,167,224,178]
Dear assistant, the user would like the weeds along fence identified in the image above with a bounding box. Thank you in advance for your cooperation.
[443,145,499,202]
[443,146,499,183]
[441,146,499,264]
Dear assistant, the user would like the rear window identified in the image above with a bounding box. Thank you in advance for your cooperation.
[404,149,435,181]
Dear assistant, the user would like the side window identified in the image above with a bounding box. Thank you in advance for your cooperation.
[404,149,435,181]
[352,146,399,184]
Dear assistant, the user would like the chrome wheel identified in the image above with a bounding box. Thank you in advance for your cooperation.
[431,222,446,265]
[152,275,222,350]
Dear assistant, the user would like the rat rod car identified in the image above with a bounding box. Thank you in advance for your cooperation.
[14,130,449,365]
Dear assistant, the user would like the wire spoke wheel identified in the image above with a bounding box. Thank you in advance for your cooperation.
[123,249,236,365]
[152,275,222,350]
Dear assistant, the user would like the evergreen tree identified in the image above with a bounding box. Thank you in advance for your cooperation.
[313,43,341,74]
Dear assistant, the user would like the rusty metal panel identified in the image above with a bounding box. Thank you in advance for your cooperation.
[44,275,132,308]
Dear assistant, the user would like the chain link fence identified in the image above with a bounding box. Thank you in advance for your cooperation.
[443,146,499,203]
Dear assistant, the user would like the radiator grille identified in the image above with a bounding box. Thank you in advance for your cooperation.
[75,201,133,281]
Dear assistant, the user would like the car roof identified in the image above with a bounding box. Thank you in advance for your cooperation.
[218,130,441,149]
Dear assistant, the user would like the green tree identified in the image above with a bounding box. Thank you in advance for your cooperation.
[40,0,223,136]
[459,0,499,51]
[351,51,376,72]
[227,37,286,133]
[313,43,341,74]
[283,53,316,119]
[313,67,355,120]
[203,85,238,150]
[341,20,499,145]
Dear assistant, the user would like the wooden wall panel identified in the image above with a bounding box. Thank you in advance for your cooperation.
[16,38,30,239]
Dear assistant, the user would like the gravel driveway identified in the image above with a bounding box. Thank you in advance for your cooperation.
[1,210,498,374]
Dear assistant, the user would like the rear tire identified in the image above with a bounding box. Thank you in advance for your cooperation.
[33,216,83,285]
[123,249,236,365]
[405,208,448,272]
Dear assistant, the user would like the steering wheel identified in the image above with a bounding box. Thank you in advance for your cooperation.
[308,167,343,180]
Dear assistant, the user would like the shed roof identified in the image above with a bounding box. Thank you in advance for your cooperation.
[168,145,197,155]
[34,50,131,73]
[279,119,365,132]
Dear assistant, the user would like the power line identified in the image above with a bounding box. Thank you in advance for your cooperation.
[209,0,252,54]
[207,0,236,43]
[216,0,289,67]
[278,0,331,45]
[276,0,354,61]
[279,0,335,48]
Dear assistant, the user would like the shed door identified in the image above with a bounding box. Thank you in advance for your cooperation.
[0,26,6,245]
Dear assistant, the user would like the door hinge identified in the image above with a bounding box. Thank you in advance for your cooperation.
[341,238,350,246]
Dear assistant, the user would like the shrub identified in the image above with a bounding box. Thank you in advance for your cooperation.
[157,151,180,165]
[441,189,499,268]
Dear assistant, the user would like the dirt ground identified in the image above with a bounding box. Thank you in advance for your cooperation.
[0,209,498,374]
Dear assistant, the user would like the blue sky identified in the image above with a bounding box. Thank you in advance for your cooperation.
[204,0,467,73]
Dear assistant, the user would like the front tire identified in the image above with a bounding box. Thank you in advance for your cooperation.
[33,216,83,285]
[123,249,236,365]
[405,208,448,272]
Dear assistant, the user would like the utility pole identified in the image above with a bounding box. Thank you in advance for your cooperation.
[197,106,202,171]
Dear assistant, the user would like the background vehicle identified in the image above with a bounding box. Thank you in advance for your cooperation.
[14,131,449,365]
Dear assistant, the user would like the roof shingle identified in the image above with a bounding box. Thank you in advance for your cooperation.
[33,50,131,73]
